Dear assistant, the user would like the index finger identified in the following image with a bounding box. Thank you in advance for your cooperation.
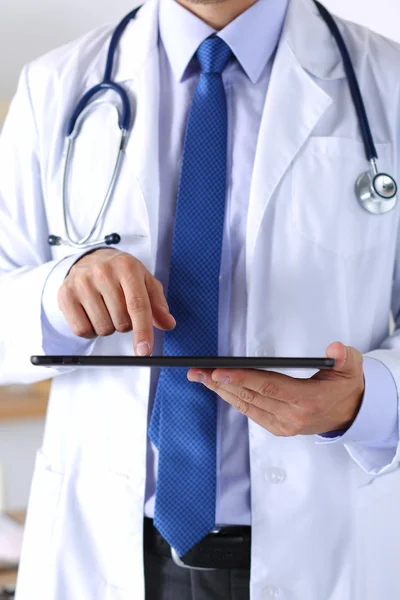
[120,272,154,356]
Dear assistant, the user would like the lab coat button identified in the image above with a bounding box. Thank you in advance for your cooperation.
[264,467,286,484]
[255,347,268,357]
[262,584,282,599]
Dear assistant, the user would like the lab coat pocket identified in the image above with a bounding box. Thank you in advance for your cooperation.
[16,449,64,598]
[67,462,141,591]
[292,137,396,258]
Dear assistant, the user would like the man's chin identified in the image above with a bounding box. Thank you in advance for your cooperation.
[179,0,227,5]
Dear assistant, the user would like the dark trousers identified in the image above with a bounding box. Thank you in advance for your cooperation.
[144,549,251,600]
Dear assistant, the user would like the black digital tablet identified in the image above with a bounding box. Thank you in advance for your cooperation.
[30,355,335,369]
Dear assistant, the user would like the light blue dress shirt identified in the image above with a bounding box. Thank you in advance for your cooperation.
[41,0,399,525]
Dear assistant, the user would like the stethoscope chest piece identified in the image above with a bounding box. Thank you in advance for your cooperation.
[356,170,397,214]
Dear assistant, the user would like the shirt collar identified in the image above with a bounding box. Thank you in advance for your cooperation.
[159,0,289,84]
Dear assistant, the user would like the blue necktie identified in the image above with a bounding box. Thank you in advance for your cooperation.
[148,36,233,557]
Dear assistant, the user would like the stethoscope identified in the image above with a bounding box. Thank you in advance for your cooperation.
[48,0,398,250]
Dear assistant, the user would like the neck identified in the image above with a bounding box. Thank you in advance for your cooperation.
[175,0,258,29]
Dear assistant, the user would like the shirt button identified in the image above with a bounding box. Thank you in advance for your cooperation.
[262,584,282,599]
[264,467,286,484]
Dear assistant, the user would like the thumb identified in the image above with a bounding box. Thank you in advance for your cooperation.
[325,341,361,375]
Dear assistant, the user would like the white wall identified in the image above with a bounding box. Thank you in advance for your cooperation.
[0,0,138,99]
[0,0,400,99]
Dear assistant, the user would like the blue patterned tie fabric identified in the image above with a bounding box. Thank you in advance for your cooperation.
[148,36,233,557]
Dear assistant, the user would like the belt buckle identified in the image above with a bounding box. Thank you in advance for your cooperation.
[170,528,220,571]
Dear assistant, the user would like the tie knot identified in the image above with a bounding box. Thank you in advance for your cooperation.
[196,36,233,74]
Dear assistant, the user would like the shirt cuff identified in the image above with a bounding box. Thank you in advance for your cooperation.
[315,356,399,446]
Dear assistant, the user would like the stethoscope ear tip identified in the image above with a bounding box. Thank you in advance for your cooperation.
[48,235,62,246]
[105,233,121,245]
[47,233,121,248]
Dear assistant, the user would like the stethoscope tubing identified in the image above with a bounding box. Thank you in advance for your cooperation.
[313,1,377,162]
[62,124,127,248]
[56,7,141,248]
[66,6,141,137]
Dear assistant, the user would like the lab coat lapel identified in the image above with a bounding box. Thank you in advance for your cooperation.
[126,51,160,273]
[114,0,161,272]
[246,0,344,290]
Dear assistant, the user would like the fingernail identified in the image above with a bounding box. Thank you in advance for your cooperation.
[160,307,176,324]
[213,375,231,383]
[136,341,150,356]
[190,372,205,383]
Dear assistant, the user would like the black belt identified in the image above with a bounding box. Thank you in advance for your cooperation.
[144,517,251,570]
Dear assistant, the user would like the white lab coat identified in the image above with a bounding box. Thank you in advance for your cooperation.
[1,0,400,598]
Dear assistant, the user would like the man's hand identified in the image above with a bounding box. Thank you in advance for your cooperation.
[58,249,176,355]
[187,342,365,436]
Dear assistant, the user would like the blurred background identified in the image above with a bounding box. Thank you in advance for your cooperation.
[1,0,400,101]
[0,0,399,594]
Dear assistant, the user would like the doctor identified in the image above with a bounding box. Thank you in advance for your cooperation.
[1,0,400,597]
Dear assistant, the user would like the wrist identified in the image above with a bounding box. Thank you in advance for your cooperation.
[69,247,120,273]
[336,382,365,431]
